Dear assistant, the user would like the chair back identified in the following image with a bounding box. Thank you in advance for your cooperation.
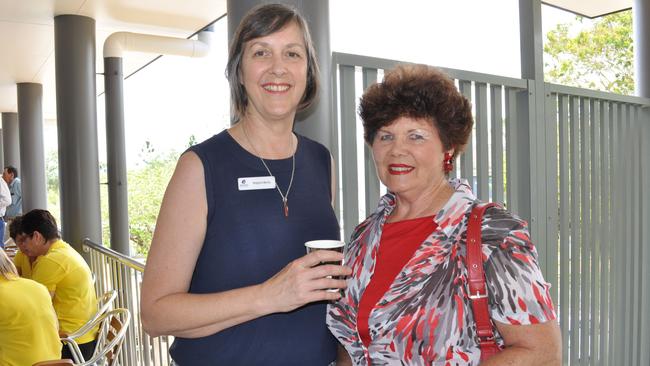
[94,290,118,322]
[61,289,118,362]
[82,308,131,366]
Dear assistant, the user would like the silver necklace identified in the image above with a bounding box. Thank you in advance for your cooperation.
[241,124,296,217]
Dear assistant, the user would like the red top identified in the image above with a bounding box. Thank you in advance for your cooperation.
[357,215,438,348]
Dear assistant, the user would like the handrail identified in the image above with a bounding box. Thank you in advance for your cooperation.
[333,52,529,89]
[83,238,144,271]
[546,82,650,106]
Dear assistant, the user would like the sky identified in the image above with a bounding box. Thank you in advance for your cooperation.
[68,1,579,169]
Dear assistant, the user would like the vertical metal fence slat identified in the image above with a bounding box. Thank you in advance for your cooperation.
[640,106,650,366]
[127,266,137,365]
[626,104,641,365]
[544,90,559,305]
[636,106,644,366]
[631,106,641,366]
[599,101,610,366]
[330,62,341,223]
[557,93,570,365]
[339,65,358,241]
[475,82,489,200]
[490,85,504,204]
[459,80,474,183]
[505,87,519,213]
[569,95,581,365]
[589,99,601,365]
[610,102,622,366]
[622,105,633,366]
[579,97,591,366]
[362,67,379,218]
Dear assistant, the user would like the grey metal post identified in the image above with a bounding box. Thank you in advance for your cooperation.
[635,0,650,97]
[636,1,650,360]
[519,0,552,290]
[16,83,47,211]
[227,0,334,150]
[54,15,102,254]
[104,57,130,255]
[2,112,20,171]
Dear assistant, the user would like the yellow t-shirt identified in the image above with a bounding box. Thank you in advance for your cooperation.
[0,275,62,365]
[32,239,99,344]
[13,250,32,279]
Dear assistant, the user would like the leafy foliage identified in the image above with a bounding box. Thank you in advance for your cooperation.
[127,148,178,255]
[48,142,180,256]
[544,11,634,94]
[45,150,61,223]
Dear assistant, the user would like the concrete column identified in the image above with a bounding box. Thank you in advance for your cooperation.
[16,83,47,211]
[227,0,334,150]
[54,15,102,254]
[1,112,20,170]
[634,0,650,97]
[104,57,130,255]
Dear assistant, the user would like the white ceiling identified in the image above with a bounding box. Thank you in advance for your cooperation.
[0,0,227,118]
[542,0,632,18]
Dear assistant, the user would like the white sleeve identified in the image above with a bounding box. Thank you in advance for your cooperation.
[0,179,12,209]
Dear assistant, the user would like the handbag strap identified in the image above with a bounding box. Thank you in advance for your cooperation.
[466,202,501,361]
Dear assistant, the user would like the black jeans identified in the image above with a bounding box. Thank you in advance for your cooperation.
[61,339,97,361]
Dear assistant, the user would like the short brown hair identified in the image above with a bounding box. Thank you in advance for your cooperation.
[359,64,473,159]
[226,3,320,123]
[16,209,60,241]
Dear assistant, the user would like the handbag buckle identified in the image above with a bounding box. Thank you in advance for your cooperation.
[479,335,495,343]
[469,290,488,300]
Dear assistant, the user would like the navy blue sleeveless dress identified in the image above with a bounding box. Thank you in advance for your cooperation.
[169,130,340,365]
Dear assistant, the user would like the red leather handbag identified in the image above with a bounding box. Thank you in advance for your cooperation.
[466,202,502,361]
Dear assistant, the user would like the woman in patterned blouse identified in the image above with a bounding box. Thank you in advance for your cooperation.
[327,64,561,365]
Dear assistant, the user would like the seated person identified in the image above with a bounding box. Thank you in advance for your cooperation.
[14,209,99,361]
[0,247,61,365]
[9,216,33,278]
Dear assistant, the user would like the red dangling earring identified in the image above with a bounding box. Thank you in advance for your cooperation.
[443,152,453,173]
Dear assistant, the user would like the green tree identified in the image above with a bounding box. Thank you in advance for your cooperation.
[127,146,178,256]
[45,150,61,223]
[544,11,634,94]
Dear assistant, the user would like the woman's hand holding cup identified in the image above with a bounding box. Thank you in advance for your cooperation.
[305,240,346,292]
[258,241,350,313]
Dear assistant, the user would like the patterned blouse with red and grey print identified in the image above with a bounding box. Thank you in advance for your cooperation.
[327,179,557,366]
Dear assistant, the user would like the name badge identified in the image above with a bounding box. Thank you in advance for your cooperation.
[238,176,276,191]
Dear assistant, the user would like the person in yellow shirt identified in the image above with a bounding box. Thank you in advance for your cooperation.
[0,247,62,365]
[12,249,31,277]
[14,209,99,361]
[9,216,33,278]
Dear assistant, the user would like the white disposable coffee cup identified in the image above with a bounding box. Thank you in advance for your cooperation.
[305,239,345,252]
[304,240,345,292]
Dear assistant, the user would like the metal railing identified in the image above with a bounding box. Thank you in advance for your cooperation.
[331,52,650,366]
[83,239,174,366]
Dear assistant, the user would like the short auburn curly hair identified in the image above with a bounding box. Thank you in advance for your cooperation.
[359,64,473,159]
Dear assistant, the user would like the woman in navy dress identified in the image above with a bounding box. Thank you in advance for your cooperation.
[141,4,350,365]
